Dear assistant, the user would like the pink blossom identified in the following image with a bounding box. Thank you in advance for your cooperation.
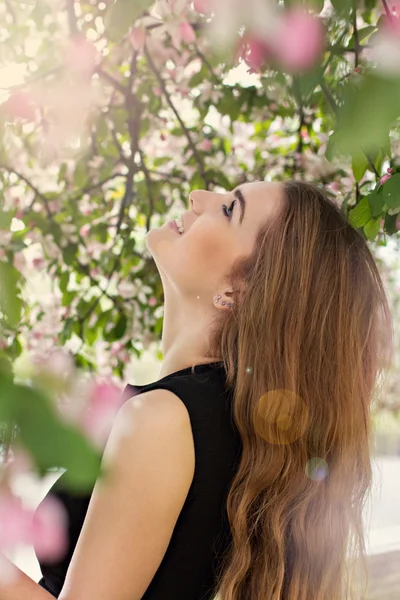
[13,251,26,271]
[193,0,212,14]
[273,9,324,72]
[3,90,36,122]
[81,381,124,449]
[32,495,68,562]
[179,21,196,44]
[64,35,97,75]
[380,167,393,185]
[129,27,147,51]
[239,36,271,73]
[80,223,90,237]
[385,1,400,35]
[327,181,340,193]
[33,257,46,269]
[148,296,157,307]
[0,493,34,551]
[199,139,212,152]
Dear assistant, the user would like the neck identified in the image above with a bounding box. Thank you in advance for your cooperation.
[158,294,222,380]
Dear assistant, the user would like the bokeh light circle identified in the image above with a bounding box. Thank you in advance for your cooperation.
[306,457,329,481]
[253,388,309,446]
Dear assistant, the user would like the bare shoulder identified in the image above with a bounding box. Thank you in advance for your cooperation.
[107,386,196,480]
[58,387,195,600]
[121,386,193,434]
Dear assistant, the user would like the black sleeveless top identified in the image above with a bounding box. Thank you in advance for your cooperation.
[36,361,243,599]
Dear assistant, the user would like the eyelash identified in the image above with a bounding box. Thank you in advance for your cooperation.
[222,200,236,219]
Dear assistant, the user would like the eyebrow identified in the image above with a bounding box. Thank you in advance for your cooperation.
[233,188,246,225]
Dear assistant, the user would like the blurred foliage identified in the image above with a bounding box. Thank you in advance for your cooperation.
[0,0,399,487]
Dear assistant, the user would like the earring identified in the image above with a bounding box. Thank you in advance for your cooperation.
[213,295,233,308]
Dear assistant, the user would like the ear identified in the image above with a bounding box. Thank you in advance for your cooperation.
[229,284,245,304]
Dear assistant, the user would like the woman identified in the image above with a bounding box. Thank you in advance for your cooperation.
[1,180,393,600]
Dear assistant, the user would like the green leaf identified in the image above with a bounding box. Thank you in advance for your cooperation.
[58,162,68,184]
[0,262,22,328]
[190,171,205,190]
[335,75,400,156]
[348,195,372,228]
[352,151,369,182]
[330,0,352,15]
[1,381,102,492]
[383,211,399,234]
[368,189,386,217]
[206,169,231,190]
[74,160,88,188]
[105,0,153,42]
[347,26,377,49]
[113,313,127,339]
[364,216,381,241]
[381,173,400,209]
[296,65,324,100]
[325,132,342,162]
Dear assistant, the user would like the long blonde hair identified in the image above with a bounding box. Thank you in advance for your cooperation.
[207,181,394,600]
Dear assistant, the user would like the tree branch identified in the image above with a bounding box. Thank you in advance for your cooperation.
[138,148,156,233]
[381,0,396,25]
[0,165,54,219]
[66,0,79,36]
[352,0,360,68]
[144,45,210,188]
[95,68,126,95]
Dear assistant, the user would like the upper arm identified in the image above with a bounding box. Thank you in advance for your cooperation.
[58,388,195,600]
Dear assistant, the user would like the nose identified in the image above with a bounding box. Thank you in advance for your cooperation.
[189,190,206,212]
[189,190,225,214]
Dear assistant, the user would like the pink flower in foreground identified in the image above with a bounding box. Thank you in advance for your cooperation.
[65,35,97,75]
[81,381,124,449]
[0,493,32,551]
[129,27,147,51]
[193,0,212,14]
[385,1,400,35]
[32,496,68,562]
[179,21,196,44]
[3,90,36,122]
[239,35,271,73]
[273,9,324,72]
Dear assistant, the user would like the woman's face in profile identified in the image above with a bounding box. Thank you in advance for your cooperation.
[145,180,284,296]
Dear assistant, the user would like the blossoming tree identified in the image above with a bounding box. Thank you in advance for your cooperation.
[0,0,399,571]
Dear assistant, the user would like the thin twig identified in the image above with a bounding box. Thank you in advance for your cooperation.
[138,149,156,233]
[0,165,54,219]
[381,0,395,25]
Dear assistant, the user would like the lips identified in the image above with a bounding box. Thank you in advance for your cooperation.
[169,220,181,234]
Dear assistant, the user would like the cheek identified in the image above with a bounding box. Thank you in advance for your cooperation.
[182,226,230,273]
